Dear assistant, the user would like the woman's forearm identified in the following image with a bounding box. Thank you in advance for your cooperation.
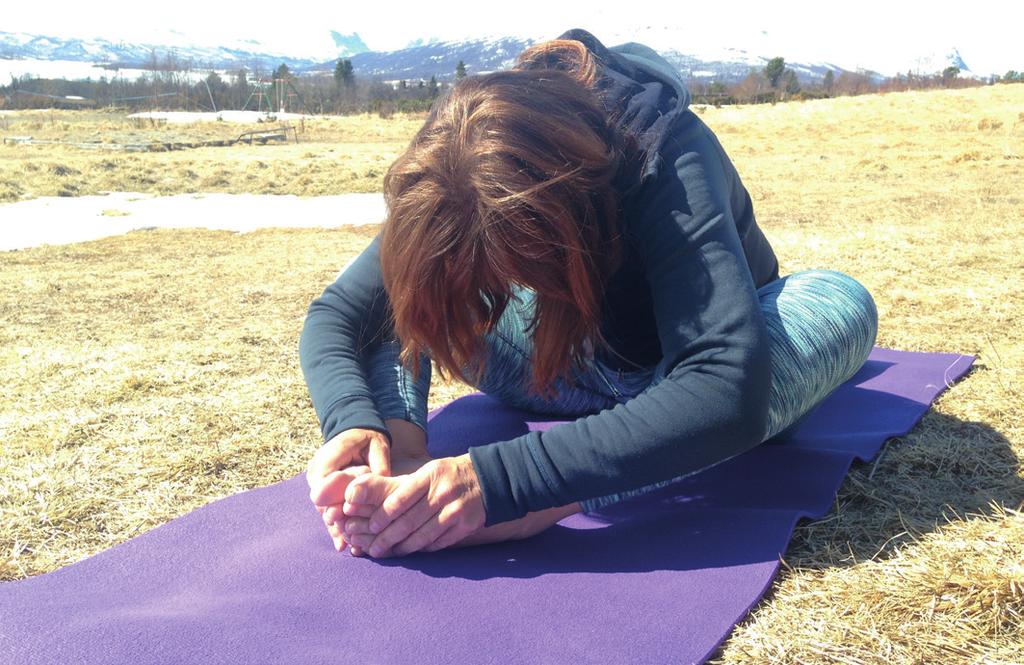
[300,234,395,444]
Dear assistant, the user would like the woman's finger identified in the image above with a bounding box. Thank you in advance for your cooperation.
[342,501,376,518]
[367,472,430,535]
[367,436,391,476]
[421,525,464,552]
[309,431,372,480]
[324,504,346,525]
[345,473,402,507]
[326,520,346,552]
[418,500,470,552]
[307,443,350,484]
[392,513,453,556]
[309,465,371,505]
[367,493,436,557]
[347,533,374,550]
[343,516,373,536]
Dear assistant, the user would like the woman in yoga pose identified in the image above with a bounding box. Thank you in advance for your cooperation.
[299,29,878,558]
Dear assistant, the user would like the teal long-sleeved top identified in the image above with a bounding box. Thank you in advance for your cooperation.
[299,29,780,526]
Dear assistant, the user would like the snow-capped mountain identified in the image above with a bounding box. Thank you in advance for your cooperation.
[315,34,860,84]
[0,30,368,72]
[904,47,977,77]
[327,36,537,81]
[404,37,444,49]
[0,28,985,84]
[657,48,848,83]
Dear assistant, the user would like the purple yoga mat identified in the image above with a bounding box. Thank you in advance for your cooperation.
[0,348,973,665]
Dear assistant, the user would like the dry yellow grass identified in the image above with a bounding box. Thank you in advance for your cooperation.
[2,85,1023,663]
[0,109,427,200]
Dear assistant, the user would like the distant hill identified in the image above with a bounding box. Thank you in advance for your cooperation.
[0,31,367,73]
[330,36,537,82]
[0,29,982,84]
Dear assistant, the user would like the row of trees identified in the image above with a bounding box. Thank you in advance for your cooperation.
[0,59,459,114]
[688,57,1019,107]
[2,53,1020,113]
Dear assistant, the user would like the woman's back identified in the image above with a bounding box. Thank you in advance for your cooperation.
[567,28,779,372]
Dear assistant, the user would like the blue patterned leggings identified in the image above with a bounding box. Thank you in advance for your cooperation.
[363,270,878,514]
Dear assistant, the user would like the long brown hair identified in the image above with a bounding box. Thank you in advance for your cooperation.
[380,39,635,399]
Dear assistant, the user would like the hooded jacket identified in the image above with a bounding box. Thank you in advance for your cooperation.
[299,29,780,526]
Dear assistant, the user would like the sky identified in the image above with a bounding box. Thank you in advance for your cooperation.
[4,1,1022,76]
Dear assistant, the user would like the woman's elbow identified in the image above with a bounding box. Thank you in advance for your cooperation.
[710,343,772,450]
[736,347,772,446]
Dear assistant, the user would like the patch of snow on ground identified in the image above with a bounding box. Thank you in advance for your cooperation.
[126,111,313,124]
[0,192,386,251]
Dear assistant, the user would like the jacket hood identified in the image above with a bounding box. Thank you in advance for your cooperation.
[556,29,691,182]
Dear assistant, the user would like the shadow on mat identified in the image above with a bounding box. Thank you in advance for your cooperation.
[370,503,793,579]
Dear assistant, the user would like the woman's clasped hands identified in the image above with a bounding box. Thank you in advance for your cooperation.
[306,426,487,558]
[341,454,487,557]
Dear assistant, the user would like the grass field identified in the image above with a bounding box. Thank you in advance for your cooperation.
[0,109,426,199]
[2,85,1023,663]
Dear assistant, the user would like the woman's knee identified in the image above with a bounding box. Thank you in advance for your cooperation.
[759,269,878,355]
[757,269,878,440]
